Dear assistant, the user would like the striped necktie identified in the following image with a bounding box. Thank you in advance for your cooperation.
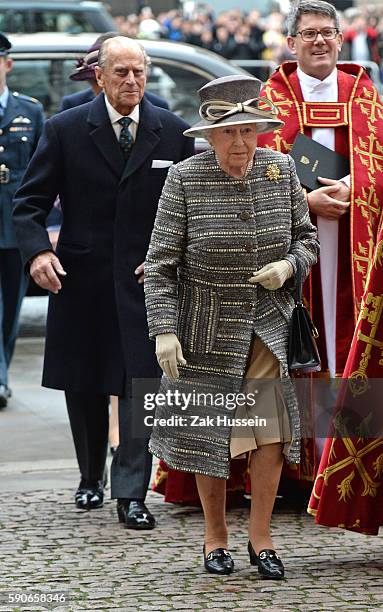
[118,116,133,160]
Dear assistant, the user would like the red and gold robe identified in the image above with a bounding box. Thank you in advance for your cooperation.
[308,216,383,534]
[257,61,383,487]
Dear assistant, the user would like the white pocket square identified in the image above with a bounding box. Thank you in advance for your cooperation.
[151,160,173,168]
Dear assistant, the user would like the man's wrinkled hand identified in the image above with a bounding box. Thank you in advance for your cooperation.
[30,251,67,294]
[249,260,293,290]
[135,261,145,284]
[155,332,186,379]
[308,177,350,220]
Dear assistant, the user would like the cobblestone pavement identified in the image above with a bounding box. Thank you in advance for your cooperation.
[0,488,382,612]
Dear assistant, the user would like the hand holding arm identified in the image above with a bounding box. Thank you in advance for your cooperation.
[155,333,186,379]
[307,177,350,220]
[30,251,67,294]
[249,260,293,290]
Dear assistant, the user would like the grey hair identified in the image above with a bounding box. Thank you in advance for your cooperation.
[98,37,150,71]
[288,1,340,36]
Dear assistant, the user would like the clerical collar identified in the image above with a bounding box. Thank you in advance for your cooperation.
[297,66,337,91]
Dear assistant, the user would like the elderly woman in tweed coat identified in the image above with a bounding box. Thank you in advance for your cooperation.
[144,75,319,578]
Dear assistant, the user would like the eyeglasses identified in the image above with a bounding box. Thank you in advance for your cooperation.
[293,27,339,42]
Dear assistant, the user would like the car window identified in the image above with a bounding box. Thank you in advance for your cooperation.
[147,61,210,125]
[7,59,88,115]
[0,10,31,33]
[33,11,95,34]
[0,10,96,33]
[0,11,10,31]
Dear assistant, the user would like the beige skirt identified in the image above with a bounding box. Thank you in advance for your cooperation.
[230,336,291,458]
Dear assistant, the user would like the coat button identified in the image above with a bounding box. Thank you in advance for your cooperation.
[244,243,253,252]
[239,211,251,221]
[237,183,247,192]
[0,146,4,152]
[21,136,28,142]
[0,129,3,135]
[243,302,253,312]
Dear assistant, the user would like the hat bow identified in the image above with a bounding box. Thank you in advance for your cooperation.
[199,97,278,122]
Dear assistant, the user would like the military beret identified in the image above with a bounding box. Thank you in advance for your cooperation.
[0,32,11,56]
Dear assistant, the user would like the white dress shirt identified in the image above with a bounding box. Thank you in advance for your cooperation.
[104,94,139,142]
[297,67,345,377]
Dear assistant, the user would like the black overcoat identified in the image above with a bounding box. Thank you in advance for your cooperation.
[13,94,194,394]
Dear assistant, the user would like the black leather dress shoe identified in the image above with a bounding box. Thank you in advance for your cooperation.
[75,480,104,510]
[0,384,11,408]
[248,541,284,579]
[117,499,156,530]
[203,545,234,575]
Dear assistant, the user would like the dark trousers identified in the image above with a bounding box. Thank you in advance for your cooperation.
[65,391,109,483]
[65,387,152,500]
[110,391,152,500]
[0,249,28,385]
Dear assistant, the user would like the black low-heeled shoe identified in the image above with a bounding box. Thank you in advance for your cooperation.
[75,480,104,510]
[248,541,284,579]
[203,545,234,575]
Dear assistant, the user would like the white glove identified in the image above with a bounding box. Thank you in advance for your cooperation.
[249,260,293,290]
[155,333,186,379]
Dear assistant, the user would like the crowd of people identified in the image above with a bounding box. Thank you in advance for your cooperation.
[114,3,383,69]
[0,0,382,581]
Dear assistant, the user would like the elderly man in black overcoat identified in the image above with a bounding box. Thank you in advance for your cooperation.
[13,36,194,527]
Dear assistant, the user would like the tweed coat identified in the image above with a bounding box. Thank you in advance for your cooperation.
[144,147,319,478]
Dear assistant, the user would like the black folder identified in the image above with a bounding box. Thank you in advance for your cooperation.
[290,133,349,191]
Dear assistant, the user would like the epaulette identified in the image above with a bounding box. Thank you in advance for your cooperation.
[12,91,40,104]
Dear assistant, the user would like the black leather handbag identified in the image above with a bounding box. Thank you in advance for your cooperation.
[288,264,321,373]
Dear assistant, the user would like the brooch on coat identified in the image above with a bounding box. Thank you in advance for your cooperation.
[265,163,281,182]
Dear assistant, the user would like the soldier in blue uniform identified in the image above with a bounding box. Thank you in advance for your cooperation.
[0,32,44,407]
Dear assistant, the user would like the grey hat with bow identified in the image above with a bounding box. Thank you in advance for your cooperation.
[183,74,284,139]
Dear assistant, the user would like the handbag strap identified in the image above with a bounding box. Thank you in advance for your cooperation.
[293,263,319,337]
[294,262,303,306]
